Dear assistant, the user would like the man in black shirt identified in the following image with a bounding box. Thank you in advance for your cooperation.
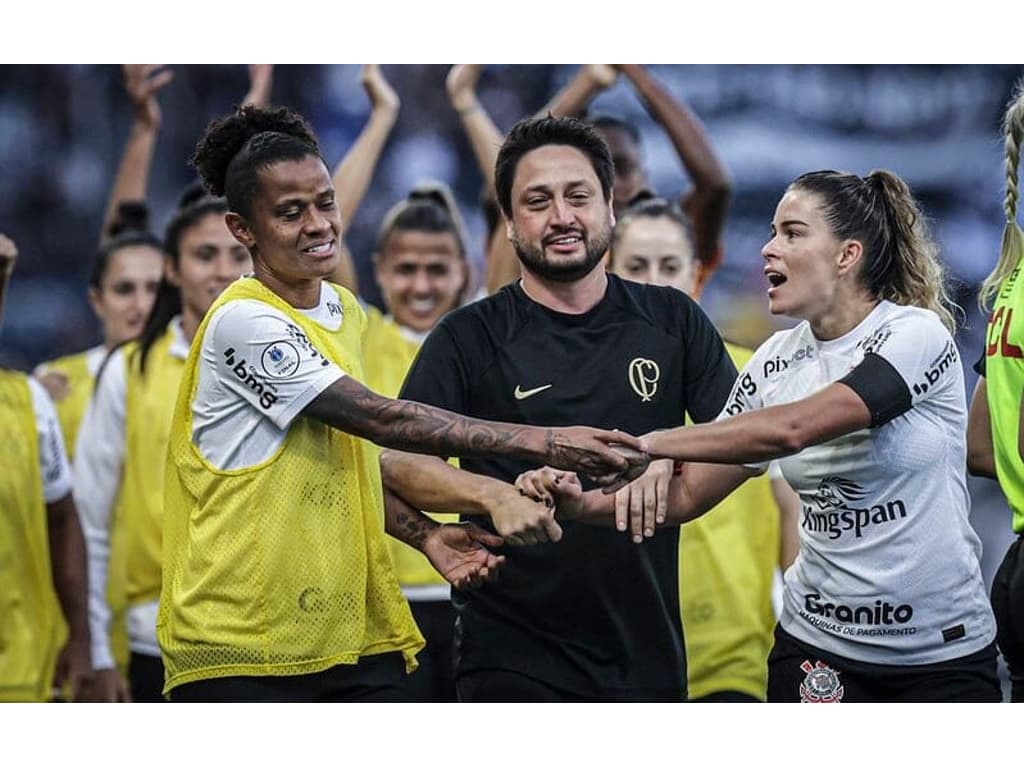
[381,116,736,702]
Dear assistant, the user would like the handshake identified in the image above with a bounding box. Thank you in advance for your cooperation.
[541,425,652,492]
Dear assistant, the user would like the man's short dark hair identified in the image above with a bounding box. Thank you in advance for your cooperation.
[494,116,615,219]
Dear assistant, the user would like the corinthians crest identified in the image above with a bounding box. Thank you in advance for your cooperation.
[628,357,660,402]
[799,660,844,703]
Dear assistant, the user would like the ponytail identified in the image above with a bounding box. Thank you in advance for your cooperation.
[864,170,957,333]
[791,169,958,332]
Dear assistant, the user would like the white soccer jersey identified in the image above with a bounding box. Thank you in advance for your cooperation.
[722,300,995,664]
[192,280,346,470]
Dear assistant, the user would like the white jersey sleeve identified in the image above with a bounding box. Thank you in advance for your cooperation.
[716,355,765,419]
[855,312,959,406]
[201,299,345,431]
[715,345,771,471]
[71,348,127,671]
[27,376,72,503]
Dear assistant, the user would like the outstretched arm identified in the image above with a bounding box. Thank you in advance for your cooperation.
[381,449,563,546]
[100,65,173,243]
[541,64,618,119]
[644,382,871,466]
[328,64,401,292]
[617,64,731,277]
[516,460,756,533]
[304,374,647,488]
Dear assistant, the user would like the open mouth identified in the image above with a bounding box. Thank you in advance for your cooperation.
[406,298,438,316]
[766,271,787,288]
[544,233,583,250]
[302,240,335,257]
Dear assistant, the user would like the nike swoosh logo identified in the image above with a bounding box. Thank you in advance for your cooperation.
[514,384,553,400]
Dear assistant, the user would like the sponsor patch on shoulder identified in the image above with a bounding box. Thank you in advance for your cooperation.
[260,341,301,378]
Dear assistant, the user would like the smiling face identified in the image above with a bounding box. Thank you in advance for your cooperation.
[761,188,848,322]
[89,244,164,346]
[228,154,343,290]
[505,143,614,283]
[375,229,467,333]
[167,211,252,325]
[611,214,697,295]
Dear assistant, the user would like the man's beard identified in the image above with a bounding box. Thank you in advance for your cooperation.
[511,224,611,283]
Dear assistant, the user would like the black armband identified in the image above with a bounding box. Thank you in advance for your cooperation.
[838,352,912,428]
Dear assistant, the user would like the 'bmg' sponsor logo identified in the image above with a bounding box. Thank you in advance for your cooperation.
[801,476,907,540]
[912,340,958,396]
[724,372,757,416]
[224,348,279,410]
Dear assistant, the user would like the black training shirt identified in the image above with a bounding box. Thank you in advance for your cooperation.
[399,274,736,700]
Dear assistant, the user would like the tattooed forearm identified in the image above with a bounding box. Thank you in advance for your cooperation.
[305,376,637,482]
[383,487,438,551]
[307,376,546,462]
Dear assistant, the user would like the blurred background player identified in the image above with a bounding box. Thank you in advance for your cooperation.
[0,233,92,702]
[33,64,172,462]
[74,188,251,702]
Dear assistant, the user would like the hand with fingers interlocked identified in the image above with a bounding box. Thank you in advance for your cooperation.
[514,466,585,523]
[484,481,563,547]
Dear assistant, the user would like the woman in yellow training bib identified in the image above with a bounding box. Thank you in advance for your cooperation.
[0,234,91,702]
[73,189,252,702]
[158,104,647,702]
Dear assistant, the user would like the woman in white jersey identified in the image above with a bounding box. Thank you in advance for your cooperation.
[522,169,1000,702]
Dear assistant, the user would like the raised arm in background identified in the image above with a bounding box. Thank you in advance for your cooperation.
[445,64,530,295]
[99,65,173,243]
[616,64,731,277]
[541,64,618,119]
[241,64,274,109]
[327,64,401,293]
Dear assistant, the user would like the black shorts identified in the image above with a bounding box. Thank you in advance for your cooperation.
[129,652,165,703]
[170,652,409,702]
[395,599,456,702]
[991,534,1024,702]
[456,668,685,702]
[767,625,1000,702]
